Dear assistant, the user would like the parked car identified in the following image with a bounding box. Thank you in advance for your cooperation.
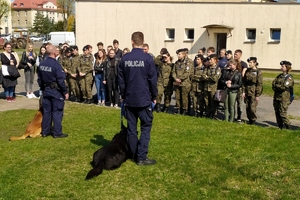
[0,34,11,42]
[30,35,43,42]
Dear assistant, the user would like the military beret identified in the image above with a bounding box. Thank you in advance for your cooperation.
[160,48,168,55]
[280,60,292,66]
[70,45,78,51]
[225,50,232,55]
[247,57,257,63]
[195,54,204,61]
[183,48,189,53]
[176,48,185,54]
[82,45,89,51]
[207,54,218,60]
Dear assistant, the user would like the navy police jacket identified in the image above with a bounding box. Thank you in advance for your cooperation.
[37,57,68,99]
[118,48,157,107]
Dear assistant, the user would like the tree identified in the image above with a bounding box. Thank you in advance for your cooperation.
[31,12,54,35]
[56,0,75,31]
[67,14,75,32]
[0,0,10,22]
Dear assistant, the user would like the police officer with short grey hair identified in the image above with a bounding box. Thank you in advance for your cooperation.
[38,44,69,138]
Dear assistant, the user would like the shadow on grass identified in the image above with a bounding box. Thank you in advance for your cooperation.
[90,135,110,146]
[263,120,299,130]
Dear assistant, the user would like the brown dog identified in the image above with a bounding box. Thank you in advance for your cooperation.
[9,99,43,141]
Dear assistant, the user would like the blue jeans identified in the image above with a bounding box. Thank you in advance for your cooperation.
[94,73,106,102]
[4,86,14,97]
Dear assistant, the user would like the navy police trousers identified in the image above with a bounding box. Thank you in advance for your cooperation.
[41,96,64,136]
[124,105,153,161]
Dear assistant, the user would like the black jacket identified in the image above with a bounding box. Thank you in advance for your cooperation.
[21,51,37,68]
[104,57,120,81]
[219,69,242,92]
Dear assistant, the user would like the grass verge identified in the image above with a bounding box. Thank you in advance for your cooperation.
[1,103,300,199]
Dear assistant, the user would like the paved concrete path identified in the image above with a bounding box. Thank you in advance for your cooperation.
[1,74,300,130]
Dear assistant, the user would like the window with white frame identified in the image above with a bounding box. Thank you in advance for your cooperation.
[185,28,194,41]
[166,28,175,41]
[25,20,28,25]
[270,28,281,42]
[246,28,256,41]
[25,11,27,16]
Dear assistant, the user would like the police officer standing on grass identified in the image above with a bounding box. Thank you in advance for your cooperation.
[272,60,294,129]
[38,44,69,138]
[118,31,157,166]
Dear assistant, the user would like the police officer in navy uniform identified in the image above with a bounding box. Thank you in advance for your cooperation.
[38,44,69,138]
[118,31,157,165]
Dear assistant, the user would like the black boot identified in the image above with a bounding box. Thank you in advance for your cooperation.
[198,111,203,118]
[182,109,187,116]
[285,124,290,129]
[162,106,169,113]
[156,103,161,113]
[83,98,87,104]
[174,107,179,115]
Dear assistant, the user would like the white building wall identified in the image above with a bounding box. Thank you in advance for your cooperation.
[76,1,300,69]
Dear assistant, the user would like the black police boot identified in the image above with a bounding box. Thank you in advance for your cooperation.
[87,99,92,104]
[83,98,87,104]
[156,103,161,113]
[278,124,283,129]
[182,109,187,116]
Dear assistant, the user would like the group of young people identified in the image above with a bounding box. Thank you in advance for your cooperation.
[153,46,294,129]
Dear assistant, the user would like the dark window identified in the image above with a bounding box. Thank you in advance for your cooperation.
[186,29,194,40]
[166,29,175,40]
[271,29,281,40]
[246,29,256,40]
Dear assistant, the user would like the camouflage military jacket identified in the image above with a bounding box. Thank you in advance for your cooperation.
[243,68,263,97]
[61,56,72,73]
[71,54,80,74]
[272,73,294,101]
[157,62,173,87]
[202,64,221,91]
[79,54,94,74]
[154,55,163,67]
[191,65,206,92]
[172,57,193,87]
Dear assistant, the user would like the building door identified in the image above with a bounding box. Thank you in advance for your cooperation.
[216,33,227,54]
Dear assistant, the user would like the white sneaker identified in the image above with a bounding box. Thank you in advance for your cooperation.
[31,93,37,98]
[110,103,113,107]
[26,94,32,99]
[114,104,119,109]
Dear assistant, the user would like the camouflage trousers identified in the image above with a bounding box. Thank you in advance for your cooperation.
[273,99,291,128]
[79,73,93,99]
[157,84,173,107]
[244,96,258,122]
[204,90,218,118]
[69,75,81,99]
[174,85,191,110]
[190,91,205,112]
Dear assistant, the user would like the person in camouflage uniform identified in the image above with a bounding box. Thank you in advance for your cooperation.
[172,48,194,115]
[191,54,206,117]
[154,50,174,113]
[201,54,221,119]
[78,45,94,104]
[61,48,72,96]
[70,46,81,102]
[242,57,263,124]
[272,60,294,129]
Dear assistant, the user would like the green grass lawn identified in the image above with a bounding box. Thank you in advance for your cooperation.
[1,103,300,199]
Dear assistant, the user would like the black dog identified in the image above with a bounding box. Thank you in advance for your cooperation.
[85,124,131,180]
